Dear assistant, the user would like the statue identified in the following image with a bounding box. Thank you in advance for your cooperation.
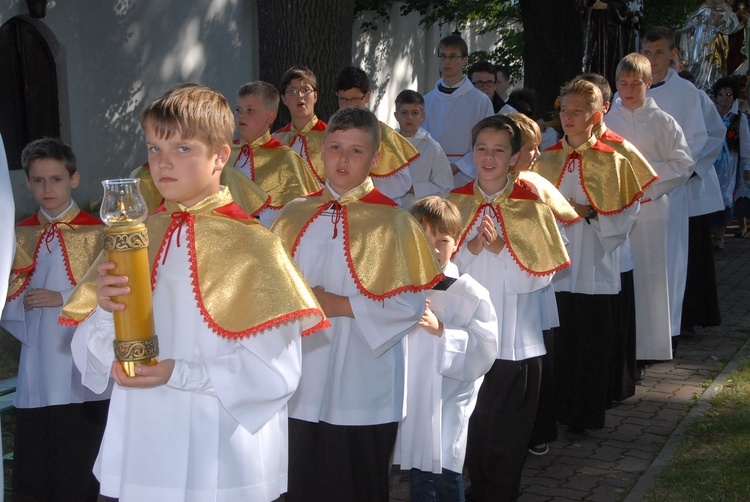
[581,0,629,88]
[677,0,741,90]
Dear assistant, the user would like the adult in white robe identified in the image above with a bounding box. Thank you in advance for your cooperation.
[605,96,693,360]
[398,127,454,208]
[0,134,13,492]
[423,77,494,186]
[72,234,302,501]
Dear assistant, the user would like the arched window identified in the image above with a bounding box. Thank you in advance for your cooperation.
[0,17,60,170]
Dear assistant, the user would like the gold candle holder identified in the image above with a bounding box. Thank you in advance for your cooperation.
[101,179,158,377]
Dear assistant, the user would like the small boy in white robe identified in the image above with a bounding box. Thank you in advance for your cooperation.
[393,196,497,501]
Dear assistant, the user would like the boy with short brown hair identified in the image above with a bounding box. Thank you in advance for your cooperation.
[2,137,109,501]
[534,79,643,438]
[272,106,442,501]
[64,84,326,500]
[231,80,320,226]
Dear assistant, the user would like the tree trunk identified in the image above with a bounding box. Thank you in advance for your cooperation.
[256,0,355,128]
[519,0,584,118]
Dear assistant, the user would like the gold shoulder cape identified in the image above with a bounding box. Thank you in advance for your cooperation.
[271,178,443,300]
[130,163,271,217]
[596,126,659,194]
[61,188,328,339]
[229,132,321,208]
[533,136,643,214]
[274,116,327,184]
[516,171,581,224]
[448,177,570,276]
[9,203,104,301]
[373,122,420,178]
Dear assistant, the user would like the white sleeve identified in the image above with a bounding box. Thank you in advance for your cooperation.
[645,123,694,200]
[739,113,750,174]
[202,321,302,434]
[349,291,425,357]
[437,280,498,382]
[695,96,726,179]
[412,148,454,199]
[257,207,281,229]
[372,169,412,201]
[595,202,639,253]
[71,307,117,394]
[0,295,29,345]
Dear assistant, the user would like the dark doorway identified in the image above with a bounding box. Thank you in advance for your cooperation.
[0,17,60,170]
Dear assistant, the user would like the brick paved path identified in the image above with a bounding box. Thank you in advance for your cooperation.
[390,232,750,501]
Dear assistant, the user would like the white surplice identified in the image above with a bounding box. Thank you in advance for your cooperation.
[393,262,497,474]
[423,77,494,186]
[72,228,302,501]
[286,199,425,425]
[606,97,694,357]
[398,127,454,208]
[452,183,551,362]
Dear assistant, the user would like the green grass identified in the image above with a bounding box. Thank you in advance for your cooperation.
[643,357,750,502]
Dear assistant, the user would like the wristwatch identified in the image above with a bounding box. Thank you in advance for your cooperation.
[587,206,596,219]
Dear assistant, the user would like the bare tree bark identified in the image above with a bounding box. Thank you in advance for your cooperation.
[256,0,356,127]
[519,0,584,117]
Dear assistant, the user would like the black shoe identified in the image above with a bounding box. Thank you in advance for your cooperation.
[528,443,549,456]
[565,425,589,440]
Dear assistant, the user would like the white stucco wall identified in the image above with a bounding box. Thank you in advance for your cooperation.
[1,0,258,217]
[1,0,497,217]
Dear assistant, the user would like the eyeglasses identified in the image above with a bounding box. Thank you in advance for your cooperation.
[285,87,315,97]
[717,92,734,97]
[438,54,465,61]
[337,94,366,105]
[472,80,496,88]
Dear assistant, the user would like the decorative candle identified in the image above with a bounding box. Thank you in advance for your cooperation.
[100,178,158,377]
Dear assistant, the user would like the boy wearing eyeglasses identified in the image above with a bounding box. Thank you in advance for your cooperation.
[333,66,417,204]
[230,81,320,227]
[274,65,328,185]
[468,60,518,115]
[422,35,494,187]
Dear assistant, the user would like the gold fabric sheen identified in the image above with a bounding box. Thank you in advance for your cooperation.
[516,171,581,224]
[372,123,420,178]
[228,132,321,208]
[533,136,643,214]
[130,164,271,217]
[9,203,104,301]
[62,188,327,339]
[448,177,571,276]
[273,116,327,183]
[271,178,443,300]
[594,125,659,193]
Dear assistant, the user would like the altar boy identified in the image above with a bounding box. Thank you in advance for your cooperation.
[272,107,443,501]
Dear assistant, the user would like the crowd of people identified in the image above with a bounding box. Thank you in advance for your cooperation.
[1,23,745,502]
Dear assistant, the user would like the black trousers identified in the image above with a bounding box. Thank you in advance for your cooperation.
[13,400,109,502]
[554,292,616,430]
[609,271,637,404]
[681,214,721,329]
[286,418,398,502]
[465,357,542,502]
[528,329,558,446]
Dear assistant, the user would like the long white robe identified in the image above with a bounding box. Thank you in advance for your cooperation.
[605,97,694,358]
[423,77,494,186]
[552,155,639,295]
[398,127,454,208]
[690,89,726,216]
[72,230,302,501]
[452,184,551,362]
[286,204,425,425]
[0,134,13,492]
[393,262,497,474]
[2,205,111,408]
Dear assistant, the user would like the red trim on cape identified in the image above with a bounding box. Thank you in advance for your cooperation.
[360,188,398,207]
[17,214,41,227]
[600,129,625,143]
[312,120,327,131]
[213,202,251,220]
[451,181,476,195]
[261,137,286,149]
[545,140,564,151]
[590,140,615,153]
[370,152,420,178]
[509,180,540,201]
[304,188,326,198]
[274,123,292,133]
